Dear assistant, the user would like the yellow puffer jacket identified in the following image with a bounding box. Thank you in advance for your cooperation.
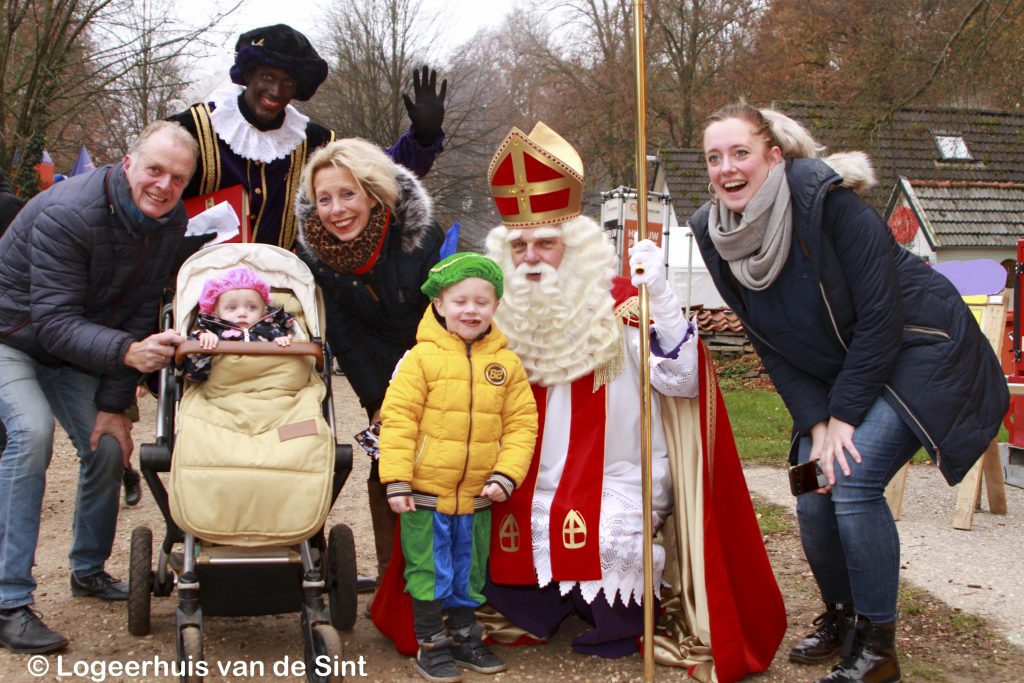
[379,307,537,516]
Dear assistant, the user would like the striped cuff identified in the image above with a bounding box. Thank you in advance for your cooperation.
[487,472,516,500]
[386,482,413,498]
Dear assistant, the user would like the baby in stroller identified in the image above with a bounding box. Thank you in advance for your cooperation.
[129,244,356,680]
[184,267,296,382]
[169,245,335,546]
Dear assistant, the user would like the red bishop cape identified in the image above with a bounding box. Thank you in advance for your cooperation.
[371,279,785,681]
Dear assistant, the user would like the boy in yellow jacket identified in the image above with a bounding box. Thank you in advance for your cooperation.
[380,252,537,683]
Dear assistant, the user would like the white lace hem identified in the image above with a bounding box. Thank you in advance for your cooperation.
[643,325,699,398]
[531,488,665,608]
[209,89,309,163]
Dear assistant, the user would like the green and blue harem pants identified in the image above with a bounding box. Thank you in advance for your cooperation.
[401,508,490,608]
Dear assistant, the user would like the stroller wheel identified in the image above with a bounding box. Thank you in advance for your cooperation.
[127,526,152,636]
[326,524,357,631]
[304,623,343,683]
[178,626,204,683]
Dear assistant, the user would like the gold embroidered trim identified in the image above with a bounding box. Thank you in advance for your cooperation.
[703,345,716,486]
[592,297,637,391]
[191,103,221,196]
[280,138,307,248]
[249,158,269,243]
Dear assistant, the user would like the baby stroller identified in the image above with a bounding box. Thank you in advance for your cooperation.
[127,244,358,683]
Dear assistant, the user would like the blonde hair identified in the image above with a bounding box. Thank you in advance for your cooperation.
[705,102,825,159]
[300,138,401,211]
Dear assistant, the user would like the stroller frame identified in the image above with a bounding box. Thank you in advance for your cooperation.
[127,245,358,683]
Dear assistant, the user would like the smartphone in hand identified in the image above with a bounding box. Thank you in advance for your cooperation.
[789,460,828,496]
[354,424,380,457]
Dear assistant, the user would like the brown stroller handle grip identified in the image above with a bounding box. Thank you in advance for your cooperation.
[175,340,324,370]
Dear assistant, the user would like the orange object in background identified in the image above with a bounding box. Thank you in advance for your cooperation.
[34,161,54,191]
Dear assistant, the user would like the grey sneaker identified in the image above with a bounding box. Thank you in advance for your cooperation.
[450,622,506,674]
[415,631,462,683]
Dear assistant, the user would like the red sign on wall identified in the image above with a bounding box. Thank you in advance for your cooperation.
[888,206,920,245]
[621,219,663,276]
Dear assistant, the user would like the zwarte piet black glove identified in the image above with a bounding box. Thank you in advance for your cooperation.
[402,65,447,145]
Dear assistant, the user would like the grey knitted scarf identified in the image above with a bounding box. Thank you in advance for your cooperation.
[707,164,792,291]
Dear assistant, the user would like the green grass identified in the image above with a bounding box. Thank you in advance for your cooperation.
[721,389,791,464]
[951,612,986,632]
[899,585,929,616]
[904,663,943,681]
[753,502,792,535]
[715,357,762,392]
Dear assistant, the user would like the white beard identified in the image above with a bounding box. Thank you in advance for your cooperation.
[487,216,620,386]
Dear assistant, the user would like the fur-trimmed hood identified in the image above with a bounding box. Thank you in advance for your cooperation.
[822,151,876,195]
[295,163,435,258]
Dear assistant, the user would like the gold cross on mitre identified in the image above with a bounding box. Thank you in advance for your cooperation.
[488,122,584,228]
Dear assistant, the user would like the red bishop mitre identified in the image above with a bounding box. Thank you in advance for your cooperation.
[488,122,584,228]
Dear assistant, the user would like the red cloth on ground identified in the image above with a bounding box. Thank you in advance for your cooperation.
[695,342,786,681]
[369,519,418,656]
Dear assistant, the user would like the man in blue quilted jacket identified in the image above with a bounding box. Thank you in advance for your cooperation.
[0,120,196,654]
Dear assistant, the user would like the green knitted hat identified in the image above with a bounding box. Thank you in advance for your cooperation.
[421,252,504,300]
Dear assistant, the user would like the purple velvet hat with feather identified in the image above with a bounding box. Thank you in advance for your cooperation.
[229,24,328,101]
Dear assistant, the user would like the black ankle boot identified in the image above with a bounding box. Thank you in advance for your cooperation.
[790,602,854,664]
[816,617,901,683]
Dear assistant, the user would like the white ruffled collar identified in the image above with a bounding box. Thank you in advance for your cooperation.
[209,90,309,163]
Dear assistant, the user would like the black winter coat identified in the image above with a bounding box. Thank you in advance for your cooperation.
[0,165,188,412]
[0,167,23,236]
[296,167,442,417]
[689,157,1008,485]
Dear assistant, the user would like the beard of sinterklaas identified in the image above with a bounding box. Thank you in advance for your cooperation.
[487,216,619,387]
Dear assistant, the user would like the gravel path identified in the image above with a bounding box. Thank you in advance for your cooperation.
[743,464,1024,646]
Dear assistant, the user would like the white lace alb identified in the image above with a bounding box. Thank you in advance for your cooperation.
[531,487,666,608]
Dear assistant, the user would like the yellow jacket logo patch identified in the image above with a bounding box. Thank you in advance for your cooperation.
[484,363,507,386]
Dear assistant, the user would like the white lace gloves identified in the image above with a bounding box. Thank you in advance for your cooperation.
[629,239,690,351]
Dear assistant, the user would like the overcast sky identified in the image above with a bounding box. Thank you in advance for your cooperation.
[182,0,514,83]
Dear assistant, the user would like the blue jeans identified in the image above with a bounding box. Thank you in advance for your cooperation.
[795,397,920,623]
[0,344,124,608]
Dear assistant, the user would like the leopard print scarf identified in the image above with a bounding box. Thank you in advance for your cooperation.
[303,205,391,275]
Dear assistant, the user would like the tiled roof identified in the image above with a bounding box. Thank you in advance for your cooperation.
[695,307,744,335]
[901,180,1024,248]
[657,148,708,220]
[775,101,1024,210]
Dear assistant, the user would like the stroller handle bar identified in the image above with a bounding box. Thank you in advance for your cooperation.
[174,340,324,371]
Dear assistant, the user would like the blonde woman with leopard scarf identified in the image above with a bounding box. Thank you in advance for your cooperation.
[296,138,443,594]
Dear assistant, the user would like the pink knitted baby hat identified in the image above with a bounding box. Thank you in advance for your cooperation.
[198,267,272,314]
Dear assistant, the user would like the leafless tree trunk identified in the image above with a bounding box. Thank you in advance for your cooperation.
[307,0,521,249]
[308,0,442,144]
[0,0,237,196]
